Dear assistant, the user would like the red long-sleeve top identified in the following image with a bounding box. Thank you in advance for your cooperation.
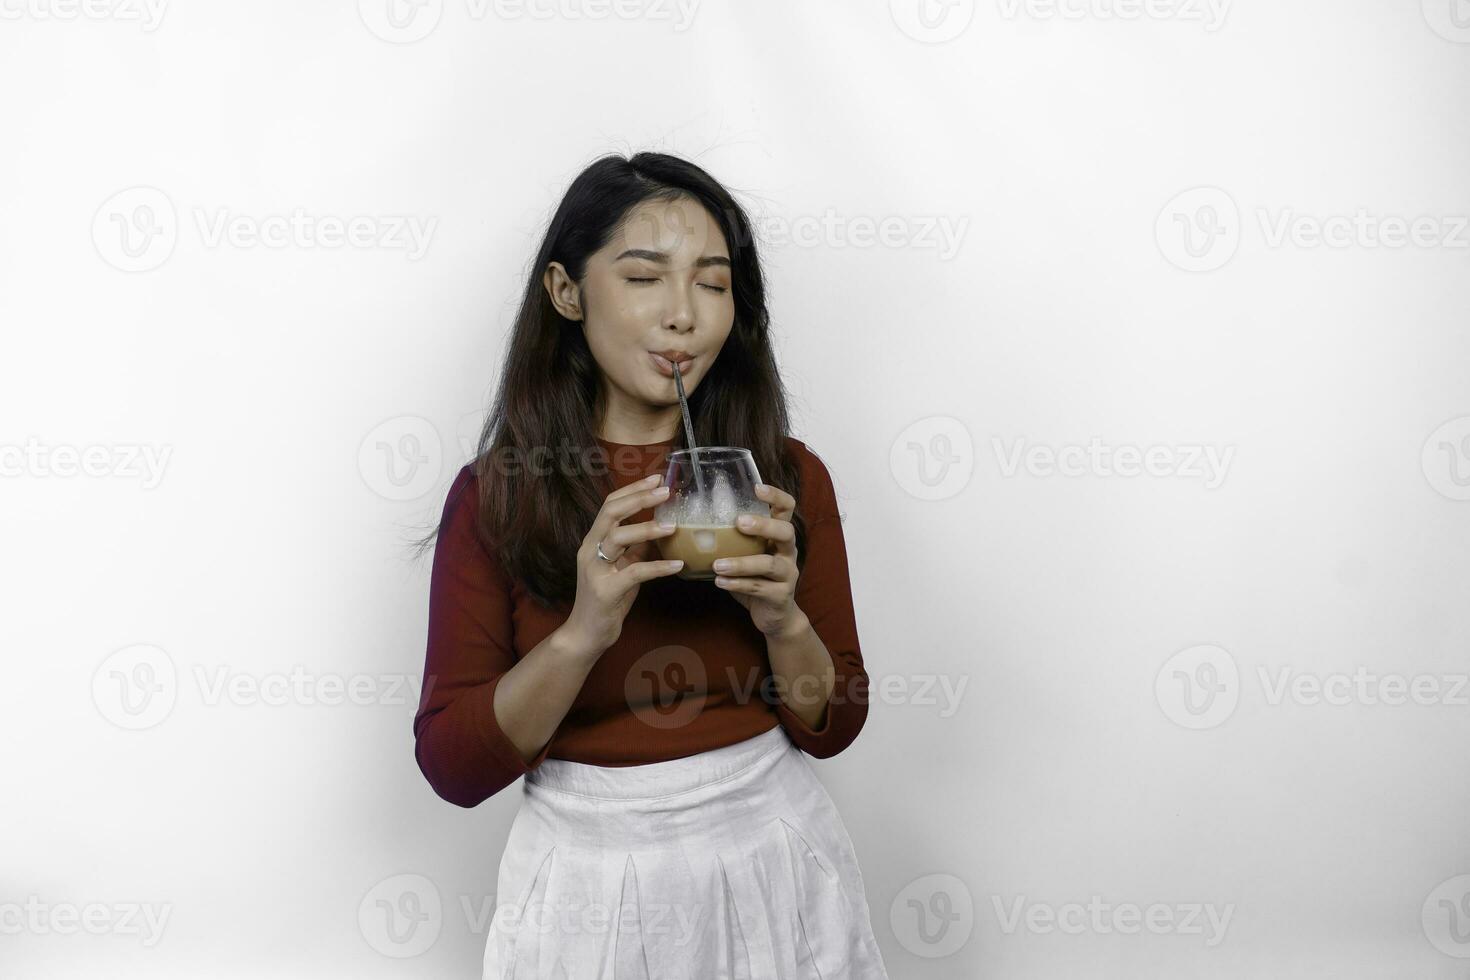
[412,435,869,808]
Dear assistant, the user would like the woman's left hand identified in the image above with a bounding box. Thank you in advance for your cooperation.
[712,483,803,636]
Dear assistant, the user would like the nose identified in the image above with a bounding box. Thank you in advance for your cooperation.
[663,280,695,332]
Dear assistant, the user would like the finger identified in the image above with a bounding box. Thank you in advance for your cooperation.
[615,558,685,585]
[606,531,672,571]
[754,483,796,520]
[735,514,795,547]
[709,554,786,580]
[714,574,783,597]
[602,519,677,552]
[605,473,664,503]
[587,483,673,549]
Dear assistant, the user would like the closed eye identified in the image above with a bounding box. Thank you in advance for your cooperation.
[625,276,729,294]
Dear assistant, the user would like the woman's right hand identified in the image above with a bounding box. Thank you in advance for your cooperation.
[562,474,683,657]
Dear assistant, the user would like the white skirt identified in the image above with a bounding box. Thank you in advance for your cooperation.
[482,722,890,979]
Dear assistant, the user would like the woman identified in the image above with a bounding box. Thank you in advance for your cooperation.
[413,151,889,979]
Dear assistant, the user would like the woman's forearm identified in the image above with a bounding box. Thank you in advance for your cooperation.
[763,609,836,731]
[493,624,603,765]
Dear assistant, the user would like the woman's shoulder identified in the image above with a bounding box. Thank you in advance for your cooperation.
[445,462,480,508]
[437,462,492,539]
[781,436,842,521]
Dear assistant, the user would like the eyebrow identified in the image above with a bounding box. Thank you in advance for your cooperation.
[613,248,731,269]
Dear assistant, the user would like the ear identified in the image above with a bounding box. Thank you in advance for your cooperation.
[543,261,583,322]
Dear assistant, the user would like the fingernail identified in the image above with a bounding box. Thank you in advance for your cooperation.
[658,518,676,529]
[713,559,732,572]
[737,515,754,527]
[653,486,670,496]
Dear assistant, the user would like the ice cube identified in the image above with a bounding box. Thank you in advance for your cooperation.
[682,491,710,525]
[711,472,738,525]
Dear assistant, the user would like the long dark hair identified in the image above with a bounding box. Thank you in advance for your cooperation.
[415,151,807,609]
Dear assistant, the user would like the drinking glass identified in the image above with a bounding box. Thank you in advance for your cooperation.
[654,447,771,581]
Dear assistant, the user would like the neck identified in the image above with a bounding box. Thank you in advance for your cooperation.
[595,387,683,445]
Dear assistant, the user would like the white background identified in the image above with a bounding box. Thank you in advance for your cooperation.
[3,0,1469,976]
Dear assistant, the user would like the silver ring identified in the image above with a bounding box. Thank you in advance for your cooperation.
[596,540,617,563]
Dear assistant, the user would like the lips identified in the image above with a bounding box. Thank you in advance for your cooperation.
[649,351,695,377]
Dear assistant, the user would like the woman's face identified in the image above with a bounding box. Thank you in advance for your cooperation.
[546,197,735,425]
